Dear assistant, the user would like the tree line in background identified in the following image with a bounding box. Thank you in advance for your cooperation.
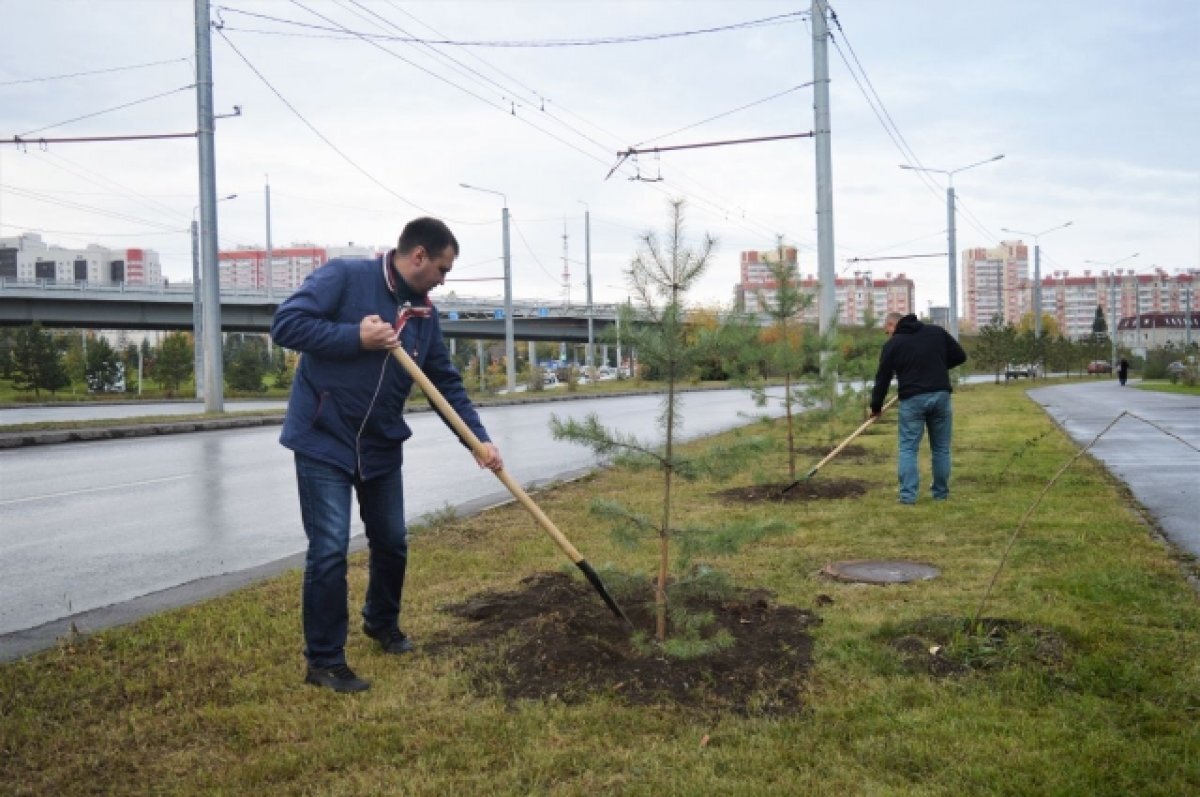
[0,297,1194,400]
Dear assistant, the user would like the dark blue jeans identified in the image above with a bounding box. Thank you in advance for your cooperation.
[294,453,408,668]
[897,391,953,504]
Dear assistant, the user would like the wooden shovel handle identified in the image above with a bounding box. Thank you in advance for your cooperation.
[389,347,585,564]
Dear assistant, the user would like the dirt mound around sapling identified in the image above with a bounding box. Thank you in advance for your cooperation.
[714,478,871,503]
[428,571,820,715]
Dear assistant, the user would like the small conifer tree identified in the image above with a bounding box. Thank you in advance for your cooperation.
[552,199,781,646]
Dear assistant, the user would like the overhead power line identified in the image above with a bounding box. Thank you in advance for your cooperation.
[3,132,195,146]
[214,6,806,47]
[0,57,191,87]
[634,82,816,147]
[18,85,196,138]
[607,133,814,180]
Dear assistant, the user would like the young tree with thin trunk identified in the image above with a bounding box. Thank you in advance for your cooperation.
[553,200,781,649]
[753,240,812,480]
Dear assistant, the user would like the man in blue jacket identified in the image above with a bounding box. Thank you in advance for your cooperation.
[272,217,502,693]
[870,312,967,505]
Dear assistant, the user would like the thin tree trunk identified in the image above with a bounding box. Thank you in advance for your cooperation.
[784,371,795,480]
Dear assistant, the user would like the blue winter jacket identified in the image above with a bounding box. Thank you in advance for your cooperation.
[271,254,490,480]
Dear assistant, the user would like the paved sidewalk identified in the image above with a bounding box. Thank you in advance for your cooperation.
[1027,381,1200,559]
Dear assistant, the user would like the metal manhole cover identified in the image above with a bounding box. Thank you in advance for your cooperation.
[822,559,940,584]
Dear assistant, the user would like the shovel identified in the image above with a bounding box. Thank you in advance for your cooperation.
[781,396,898,495]
[388,345,632,627]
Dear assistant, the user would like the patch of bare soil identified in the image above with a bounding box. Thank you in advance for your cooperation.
[795,444,874,459]
[428,572,820,715]
[714,478,871,503]
[881,616,1067,677]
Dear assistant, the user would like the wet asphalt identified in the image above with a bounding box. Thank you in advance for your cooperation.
[1026,380,1199,558]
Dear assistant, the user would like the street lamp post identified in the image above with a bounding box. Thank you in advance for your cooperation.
[191,193,236,398]
[900,154,1004,338]
[579,201,594,375]
[460,183,516,393]
[1000,221,1072,338]
[1085,253,1139,367]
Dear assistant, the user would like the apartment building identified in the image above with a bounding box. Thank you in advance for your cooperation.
[962,240,1028,330]
[734,248,914,325]
[216,242,383,292]
[1021,267,1197,340]
[0,233,162,286]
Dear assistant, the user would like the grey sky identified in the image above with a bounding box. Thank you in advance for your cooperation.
[1,0,1196,312]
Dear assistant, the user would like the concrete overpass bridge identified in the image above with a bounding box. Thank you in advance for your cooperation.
[0,280,619,342]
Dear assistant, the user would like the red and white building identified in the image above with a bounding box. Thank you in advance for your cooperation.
[0,233,162,286]
[734,248,914,325]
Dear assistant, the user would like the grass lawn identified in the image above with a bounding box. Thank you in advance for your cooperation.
[2,383,1198,795]
[1136,380,1200,396]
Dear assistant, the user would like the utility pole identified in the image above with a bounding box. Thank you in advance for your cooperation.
[195,0,224,413]
[581,203,594,375]
[812,0,836,342]
[265,175,273,301]
[190,219,203,398]
[1001,221,1072,338]
[459,183,515,393]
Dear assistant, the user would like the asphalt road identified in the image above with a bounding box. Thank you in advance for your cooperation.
[0,388,785,659]
[1027,380,1200,558]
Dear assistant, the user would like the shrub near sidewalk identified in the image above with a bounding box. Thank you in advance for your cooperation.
[2,384,1199,795]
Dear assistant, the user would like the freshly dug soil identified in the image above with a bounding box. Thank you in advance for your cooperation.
[714,478,871,503]
[794,444,874,459]
[429,571,820,715]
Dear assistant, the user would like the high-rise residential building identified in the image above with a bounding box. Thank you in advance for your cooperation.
[734,247,914,324]
[962,240,1028,331]
[1030,267,1197,342]
[0,233,162,286]
[217,242,383,292]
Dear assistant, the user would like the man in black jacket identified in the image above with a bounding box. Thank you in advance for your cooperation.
[870,312,968,504]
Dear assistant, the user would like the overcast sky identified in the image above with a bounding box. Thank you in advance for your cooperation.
[1,0,1197,313]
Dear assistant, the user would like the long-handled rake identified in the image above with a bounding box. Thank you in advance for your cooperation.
[781,396,898,494]
[389,345,632,627]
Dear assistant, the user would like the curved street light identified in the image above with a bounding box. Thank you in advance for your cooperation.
[1085,253,1139,366]
[1000,220,1072,337]
[899,154,1004,337]
[460,183,515,393]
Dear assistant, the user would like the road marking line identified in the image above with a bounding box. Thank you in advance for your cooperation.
[0,475,189,506]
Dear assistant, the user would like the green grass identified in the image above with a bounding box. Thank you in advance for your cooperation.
[2,383,1198,795]
[1136,380,1200,396]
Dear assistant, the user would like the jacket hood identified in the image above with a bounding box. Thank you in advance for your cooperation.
[894,313,923,334]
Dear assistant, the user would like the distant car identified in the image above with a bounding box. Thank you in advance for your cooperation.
[1005,363,1039,379]
[1166,361,1185,376]
[1087,360,1112,374]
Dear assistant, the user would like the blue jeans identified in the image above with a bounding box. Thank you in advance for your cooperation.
[294,453,408,668]
[896,391,953,503]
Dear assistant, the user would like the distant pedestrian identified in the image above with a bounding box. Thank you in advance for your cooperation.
[1118,358,1130,386]
[271,217,503,694]
[870,312,968,504]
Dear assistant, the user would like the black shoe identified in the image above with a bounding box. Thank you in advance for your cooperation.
[362,623,415,655]
[305,663,370,693]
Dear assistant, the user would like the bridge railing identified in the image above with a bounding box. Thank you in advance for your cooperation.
[0,278,623,318]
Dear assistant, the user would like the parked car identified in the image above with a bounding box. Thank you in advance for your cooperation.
[1087,360,1112,374]
[1166,361,1186,376]
[1005,363,1039,379]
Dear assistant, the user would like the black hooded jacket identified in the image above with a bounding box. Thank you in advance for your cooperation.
[870,314,967,413]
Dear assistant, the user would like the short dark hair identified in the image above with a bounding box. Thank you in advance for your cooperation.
[397,217,459,258]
